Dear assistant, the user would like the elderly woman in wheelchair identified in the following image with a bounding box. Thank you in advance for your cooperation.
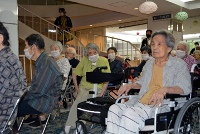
[105,30,192,134]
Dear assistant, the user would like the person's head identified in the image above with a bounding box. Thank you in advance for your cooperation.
[107,47,117,61]
[171,50,176,57]
[194,42,199,48]
[176,41,189,58]
[0,22,10,47]
[151,30,174,60]
[193,50,200,60]
[65,47,76,60]
[146,29,153,39]
[50,41,63,59]
[24,34,45,60]
[85,43,100,63]
[141,45,151,61]
[59,8,66,16]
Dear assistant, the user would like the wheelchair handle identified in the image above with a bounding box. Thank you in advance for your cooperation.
[93,66,108,73]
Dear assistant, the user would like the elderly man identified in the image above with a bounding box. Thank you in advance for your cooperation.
[176,41,196,71]
[65,47,79,69]
[17,34,63,128]
[0,22,27,131]
[105,30,191,134]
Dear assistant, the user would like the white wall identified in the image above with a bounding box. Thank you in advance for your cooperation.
[0,0,18,56]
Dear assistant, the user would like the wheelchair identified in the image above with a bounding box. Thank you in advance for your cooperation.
[74,64,200,134]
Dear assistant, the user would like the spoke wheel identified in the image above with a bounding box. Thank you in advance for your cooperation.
[174,98,200,134]
[74,121,87,134]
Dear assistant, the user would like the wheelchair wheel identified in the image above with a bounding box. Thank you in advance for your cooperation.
[74,121,87,134]
[174,98,200,134]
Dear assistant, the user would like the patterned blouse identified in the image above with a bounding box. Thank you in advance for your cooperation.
[56,58,71,90]
[0,47,27,131]
[56,58,71,78]
[183,54,196,71]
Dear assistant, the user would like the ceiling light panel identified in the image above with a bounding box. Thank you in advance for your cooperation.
[181,0,194,2]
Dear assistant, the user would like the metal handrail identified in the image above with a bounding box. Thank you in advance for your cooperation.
[18,5,142,80]
[18,5,85,60]
[18,5,141,59]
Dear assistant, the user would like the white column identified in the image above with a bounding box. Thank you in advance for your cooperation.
[148,18,183,49]
[0,0,18,56]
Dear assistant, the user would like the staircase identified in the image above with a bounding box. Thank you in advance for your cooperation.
[18,5,142,80]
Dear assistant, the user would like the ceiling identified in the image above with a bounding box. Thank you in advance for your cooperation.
[19,0,200,37]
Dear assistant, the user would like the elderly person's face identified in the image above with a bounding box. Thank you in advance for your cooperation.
[51,44,61,52]
[151,35,171,59]
[65,49,74,59]
[194,52,200,60]
[88,48,98,56]
[177,44,186,52]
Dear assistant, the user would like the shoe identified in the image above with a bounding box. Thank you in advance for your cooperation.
[23,116,37,124]
[28,118,47,129]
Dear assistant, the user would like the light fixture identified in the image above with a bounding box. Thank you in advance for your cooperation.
[175,7,188,21]
[118,20,121,21]
[181,0,194,2]
[193,20,198,25]
[193,17,198,25]
[134,8,138,10]
[139,1,158,14]
[89,25,92,26]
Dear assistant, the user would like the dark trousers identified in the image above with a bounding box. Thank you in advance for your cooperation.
[17,99,41,117]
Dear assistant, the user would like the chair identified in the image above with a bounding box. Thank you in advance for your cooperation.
[1,98,20,134]
[17,72,69,134]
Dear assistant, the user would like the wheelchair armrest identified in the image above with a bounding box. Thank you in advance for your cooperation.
[115,95,130,104]
[164,94,190,100]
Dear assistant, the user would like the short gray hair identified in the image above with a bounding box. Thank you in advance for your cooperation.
[177,41,190,53]
[151,30,175,51]
[50,41,63,52]
[66,47,76,56]
[84,43,100,57]
[194,50,200,55]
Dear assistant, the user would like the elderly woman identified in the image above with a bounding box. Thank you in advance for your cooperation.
[105,30,192,134]
[63,43,110,134]
[0,22,27,131]
[50,41,71,90]
[176,41,196,71]
[193,50,200,63]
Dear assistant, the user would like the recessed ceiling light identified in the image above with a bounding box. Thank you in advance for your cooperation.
[90,25,92,26]
[118,20,121,21]
[134,8,138,10]
[181,0,194,2]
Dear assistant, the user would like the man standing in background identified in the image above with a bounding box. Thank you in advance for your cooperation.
[140,29,152,51]
[54,8,73,43]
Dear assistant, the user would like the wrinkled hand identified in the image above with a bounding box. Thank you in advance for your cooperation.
[73,91,77,98]
[118,84,133,97]
[149,87,167,108]
[134,77,139,81]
